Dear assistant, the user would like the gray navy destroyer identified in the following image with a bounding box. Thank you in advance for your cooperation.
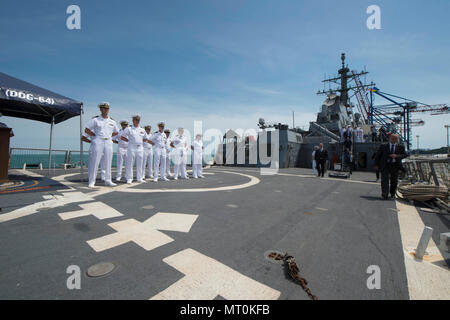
[215,53,449,173]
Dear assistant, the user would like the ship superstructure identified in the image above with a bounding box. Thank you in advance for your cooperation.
[215,54,448,171]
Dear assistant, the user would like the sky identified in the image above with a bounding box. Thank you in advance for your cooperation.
[1,0,449,150]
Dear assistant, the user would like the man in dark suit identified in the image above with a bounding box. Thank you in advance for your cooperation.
[314,143,328,177]
[374,134,408,199]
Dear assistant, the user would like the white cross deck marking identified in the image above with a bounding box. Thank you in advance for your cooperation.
[150,248,281,300]
[58,202,123,220]
[0,192,95,223]
[87,213,198,252]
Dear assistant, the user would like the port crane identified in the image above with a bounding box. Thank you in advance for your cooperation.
[367,88,449,149]
[316,53,448,150]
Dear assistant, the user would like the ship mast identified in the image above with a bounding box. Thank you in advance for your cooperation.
[339,53,350,106]
[317,53,373,108]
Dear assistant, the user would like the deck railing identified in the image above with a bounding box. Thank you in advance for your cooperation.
[9,147,87,169]
[402,157,449,187]
[9,147,213,170]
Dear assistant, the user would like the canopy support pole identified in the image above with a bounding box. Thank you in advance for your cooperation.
[48,116,54,176]
[80,104,84,181]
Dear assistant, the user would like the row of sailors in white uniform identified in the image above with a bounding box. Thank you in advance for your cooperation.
[84,102,203,188]
[339,126,365,143]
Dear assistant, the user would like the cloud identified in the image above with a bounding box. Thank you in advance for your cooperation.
[240,85,284,96]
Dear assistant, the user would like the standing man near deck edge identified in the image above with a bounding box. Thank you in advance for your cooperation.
[84,102,119,188]
[375,134,408,199]
[114,120,129,182]
[152,122,169,182]
[314,143,328,178]
[122,115,146,184]
[143,125,154,180]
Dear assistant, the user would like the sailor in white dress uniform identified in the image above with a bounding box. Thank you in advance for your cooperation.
[152,122,169,182]
[191,134,204,178]
[114,120,129,181]
[84,102,119,188]
[340,127,346,143]
[82,133,107,182]
[142,125,154,180]
[164,129,173,178]
[170,128,188,180]
[121,115,146,184]
[312,146,318,175]
[355,127,364,143]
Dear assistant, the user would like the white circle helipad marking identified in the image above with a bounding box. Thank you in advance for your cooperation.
[115,170,260,194]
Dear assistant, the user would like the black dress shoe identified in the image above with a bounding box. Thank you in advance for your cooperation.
[390,193,396,199]
[382,194,388,200]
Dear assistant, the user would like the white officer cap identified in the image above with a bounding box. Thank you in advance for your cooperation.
[132,115,141,120]
[98,102,110,109]
[120,120,129,125]
[157,121,165,127]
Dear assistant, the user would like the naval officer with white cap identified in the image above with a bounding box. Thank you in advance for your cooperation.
[152,122,169,182]
[121,115,146,184]
[164,129,173,178]
[82,133,107,182]
[191,133,204,178]
[84,102,119,188]
[171,127,189,180]
[143,125,154,180]
[114,120,129,181]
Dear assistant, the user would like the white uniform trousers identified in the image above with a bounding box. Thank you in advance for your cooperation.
[166,151,172,176]
[143,147,154,178]
[88,138,113,186]
[312,160,317,175]
[192,164,203,178]
[126,144,144,182]
[100,155,106,181]
[116,147,127,180]
[174,149,187,178]
[153,147,166,179]
[192,150,203,178]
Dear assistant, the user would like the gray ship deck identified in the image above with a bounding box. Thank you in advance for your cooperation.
[0,167,448,300]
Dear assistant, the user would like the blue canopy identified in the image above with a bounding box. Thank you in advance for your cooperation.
[0,72,82,124]
[0,72,85,179]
